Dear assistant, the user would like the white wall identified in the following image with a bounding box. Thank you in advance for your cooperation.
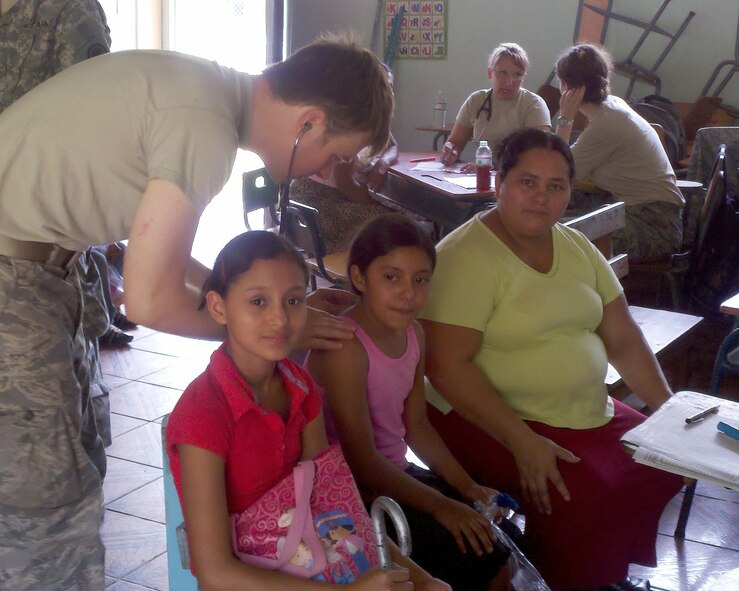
[288,0,738,157]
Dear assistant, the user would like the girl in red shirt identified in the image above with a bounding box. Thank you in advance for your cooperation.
[167,231,449,591]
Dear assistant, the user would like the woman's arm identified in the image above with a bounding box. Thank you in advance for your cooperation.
[308,338,493,555]
[596,294,672,411]
[421,319,579,515]
[439,122,473,165]
[554,86,585,145]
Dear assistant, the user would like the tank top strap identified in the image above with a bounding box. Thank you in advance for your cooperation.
[343,316,419,363]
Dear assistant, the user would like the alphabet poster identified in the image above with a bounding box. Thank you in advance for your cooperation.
[384,1,447,60]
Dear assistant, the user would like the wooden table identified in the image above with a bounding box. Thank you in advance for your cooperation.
[376,151,494,233]
[606,305,703,390]
[720,292,739,316]
[415,125,453,151]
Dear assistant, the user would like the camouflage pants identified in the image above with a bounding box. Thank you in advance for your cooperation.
[0,255,105,590]
[613,201,683,264]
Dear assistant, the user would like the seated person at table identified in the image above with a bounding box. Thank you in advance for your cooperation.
[420,128,683,591]
[554,43,684,263]
[307,214,513,591]
[440,42,550,170]
[290,64,398,255]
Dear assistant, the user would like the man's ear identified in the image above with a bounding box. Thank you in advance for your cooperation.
[298,108,327,137]
[205,291,228,326]
[349,265,366,294]
[487,67,493,80]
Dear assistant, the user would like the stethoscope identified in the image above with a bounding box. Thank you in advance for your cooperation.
[472,89,493,144]
[278,121,312,233]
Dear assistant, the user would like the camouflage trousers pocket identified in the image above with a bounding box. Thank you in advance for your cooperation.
[0,407,85,509]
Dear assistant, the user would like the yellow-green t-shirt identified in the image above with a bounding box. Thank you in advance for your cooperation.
[420,215,623,429]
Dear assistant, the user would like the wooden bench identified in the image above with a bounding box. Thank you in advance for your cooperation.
[607,305,703,395]
[563,201,628,278]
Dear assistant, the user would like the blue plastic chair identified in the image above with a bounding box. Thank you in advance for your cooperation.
[710,325,739,395]
[161,415,198,591]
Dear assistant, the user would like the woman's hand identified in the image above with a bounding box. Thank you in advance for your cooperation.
[439,141,460,165]
[511,432,580,515]
[431,496,496,556]
[349,566,412,591]
[460,161,477,174]
[558,85,585,121]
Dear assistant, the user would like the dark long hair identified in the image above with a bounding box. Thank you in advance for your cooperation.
[347,214,436,295]
[198,231,308,309]
[495,128,575,184]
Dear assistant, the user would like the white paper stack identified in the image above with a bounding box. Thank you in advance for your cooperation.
[620,390,739,489]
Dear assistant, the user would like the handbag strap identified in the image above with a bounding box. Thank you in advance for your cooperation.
[230,457,328,576]
[277,459,315,567]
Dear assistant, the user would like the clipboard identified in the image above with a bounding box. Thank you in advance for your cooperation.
[620,391,739,490]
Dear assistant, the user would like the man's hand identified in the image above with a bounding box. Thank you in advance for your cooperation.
[298,289,357,351]
[307,287,357,315]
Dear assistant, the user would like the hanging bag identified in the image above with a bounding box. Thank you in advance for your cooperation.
[231,444,378,584]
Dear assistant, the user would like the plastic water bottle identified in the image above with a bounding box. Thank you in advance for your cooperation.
[433,91,447,128]
[476,140,492,192]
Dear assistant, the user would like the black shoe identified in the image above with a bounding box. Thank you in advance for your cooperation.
[112,308,137,331]
[100,326,134,347]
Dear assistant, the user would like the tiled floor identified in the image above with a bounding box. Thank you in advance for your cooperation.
[99,323,739,591]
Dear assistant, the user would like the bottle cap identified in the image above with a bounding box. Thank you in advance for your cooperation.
[479,140,489,148]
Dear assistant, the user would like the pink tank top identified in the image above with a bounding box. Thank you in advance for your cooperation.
[323,318,420,470]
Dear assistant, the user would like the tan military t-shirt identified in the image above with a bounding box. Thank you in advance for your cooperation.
[0,49,250,250]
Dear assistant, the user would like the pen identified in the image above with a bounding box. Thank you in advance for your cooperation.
[685,404,720,424]
[409,156,437,163]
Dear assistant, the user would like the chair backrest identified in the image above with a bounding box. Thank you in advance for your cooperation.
[280,200,335,284]
[161,415,198,590]
[695,144,726,256]
[242,167,279,230]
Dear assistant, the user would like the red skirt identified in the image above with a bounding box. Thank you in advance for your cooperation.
[428,399,683,590]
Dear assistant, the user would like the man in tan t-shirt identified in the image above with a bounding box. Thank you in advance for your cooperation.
[0,36,393,590]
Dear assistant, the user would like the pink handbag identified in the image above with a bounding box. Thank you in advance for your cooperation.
[231,444,378,584]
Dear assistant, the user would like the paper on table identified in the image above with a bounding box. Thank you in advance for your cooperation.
[411,162,447,171]
[620,390,739,490]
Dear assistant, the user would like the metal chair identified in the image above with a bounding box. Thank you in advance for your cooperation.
[626,144,726,310]
[242,167,279,230]
[161,415,197,590]
[710,325,739,395]
[280,200,349,289]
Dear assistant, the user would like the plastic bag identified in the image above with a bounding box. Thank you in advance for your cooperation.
[475,494,551,591]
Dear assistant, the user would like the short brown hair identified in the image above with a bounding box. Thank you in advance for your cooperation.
[555,44,612,104]
[263,33,394,155]
[488,42,530,71]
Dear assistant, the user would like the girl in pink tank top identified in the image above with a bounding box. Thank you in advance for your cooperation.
[308,214,513,591]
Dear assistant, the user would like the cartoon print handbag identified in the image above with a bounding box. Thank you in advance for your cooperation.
[231,444,378,584]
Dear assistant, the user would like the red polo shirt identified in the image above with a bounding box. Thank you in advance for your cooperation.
[166,343,322,514]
